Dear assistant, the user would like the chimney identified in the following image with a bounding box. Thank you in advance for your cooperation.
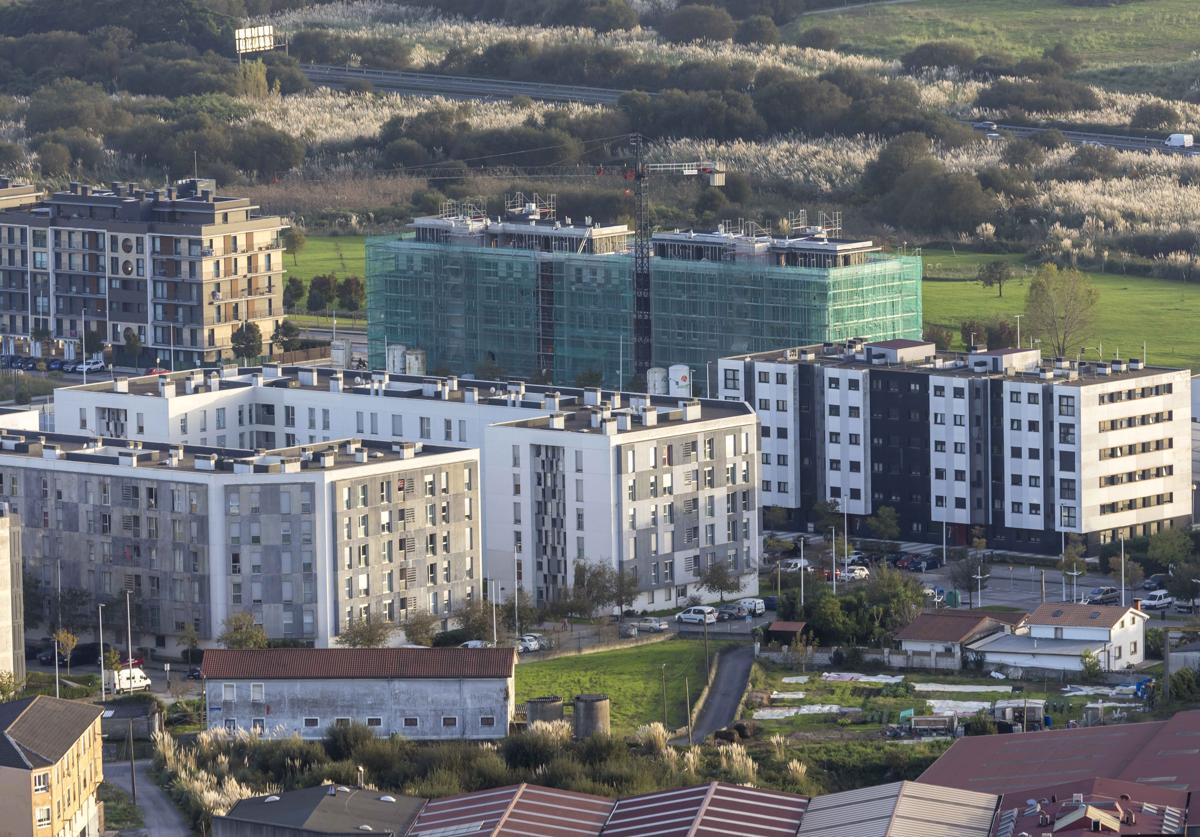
[264,363,282,379]
[545,391,560,412]
[298,367,318,387]
[330,372,343,393]
[113,378,129,394]
[194,453,217,471]
[68,181,80,194]
[616,413,631,431]
[600,418,617,436]
[679,399,702,422]
[354,449,368,463]
[208,370,221,391]
[548,413,565,430]
[158,377,176,398]
[110,181,121,194]
[318,450,336,469]
[251,372,263,388]
[640,408,658,427]
[446,376,458,392]
[1129,358,1144,370]
[610,392,622,409]
[589,409,602,429]
[393,442,417,459]
[583,387,601,407]
[464,387,478,405]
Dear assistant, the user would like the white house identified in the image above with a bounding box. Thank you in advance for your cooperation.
[891,610,1020,670]
[200,647,516,740]
[968,602,1147,672]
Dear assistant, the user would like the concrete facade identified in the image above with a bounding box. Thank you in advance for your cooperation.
[483,394,761,611]
[0,507,23,682]
[0,178,286,368]
[0,430,479,653]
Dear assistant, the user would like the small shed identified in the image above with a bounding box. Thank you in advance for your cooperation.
[765,621,807,647]
[100,698,163,740]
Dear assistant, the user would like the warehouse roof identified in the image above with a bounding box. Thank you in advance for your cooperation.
[221,785,424,836]
[992,778,1188,837]
[603,781,808,837]
[200,648,516,681]
[407,783,614,837]
[795,780,998,837]
[920,710,1200,795]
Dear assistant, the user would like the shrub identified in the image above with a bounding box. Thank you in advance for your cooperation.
[657,6,736,43]
[795,27,841,50]
[735,15,780,45]
[324,722,375,762]
[901,41,977,73]
[976,78,1099,113]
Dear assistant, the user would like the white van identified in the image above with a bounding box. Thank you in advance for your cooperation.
[738,598,766,617]
[107,667,152,693]
[779,558,814,573]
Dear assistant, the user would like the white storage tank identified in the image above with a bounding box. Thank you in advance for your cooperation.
[647,366,669,395]
[668,364,692,398]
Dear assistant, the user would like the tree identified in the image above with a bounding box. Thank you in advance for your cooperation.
[735,15,780,45]
[948,556,989,607]
[59,587,94,634]
[336,275,366,312]
[1080,650,1103,682]
[37,141,72,176]
[83,329,104,355]
[863,568,925,634]
[696,560,742,603]
[53,628,78,676]
[272,319,303,353]
[455,598,498,642]
[977,260,1013,298]
[231,321,263,363]
[104,648,122,675]
[924,323,953,350]
[283,276,306,310]
[1024,265,1099,358]
[218,612,268,649]
[335,617,396,648]
[1148,527,1193,570]
[307,273,337,313]
[282,227,306,266]
[178,623,201,664]
[121,327,142,364]
[0,671,21,702]
[795,26,840,50]
[658,5,735,42]
[1130,102,1180,132]
[865,506,900,543]
[23,578,46,631]
[811,499,843,536]
[570,562,617,617]
[403,610,438,646]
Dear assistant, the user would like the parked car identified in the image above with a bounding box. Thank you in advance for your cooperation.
[106,667,152,694]
[1082,586,1119,605]
[630,617,670,633]
[517,636,540,653]
[144,367,170,376]
[119,652,146,668]
[47,359,64,371]
[20,357,37,370]
[78,358,106,373]
[38,642,101,667]
[716,603,748,621]
[1142,590,1174,610]
[836,565,870,582]
[762,595,779,612]
[60,359,79,373]
[1143,574,1168,591]
[973,120,998,131]
[459,639,494,648]
[1175,598,1200,615]
[779,558,814,573]
[738,598,766,617]
[186,666,203,680]
[676,606,717,625]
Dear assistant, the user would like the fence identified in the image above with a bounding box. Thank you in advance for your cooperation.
[276,346,330,364]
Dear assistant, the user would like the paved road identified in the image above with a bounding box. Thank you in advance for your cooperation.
[673,644,754,745]
[104,760,189,837]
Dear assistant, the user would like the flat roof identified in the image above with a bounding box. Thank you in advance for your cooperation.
[201,647,516,680]
[920,709,1200,795]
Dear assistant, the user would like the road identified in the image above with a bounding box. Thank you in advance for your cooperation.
[673,645,754,745]
[104,760,189,837]
[301,64,630,105]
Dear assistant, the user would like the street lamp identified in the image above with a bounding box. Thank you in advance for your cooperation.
[1066,562,1083,604]
[98,603,106,702]
[829,527,837,594]
[972,566,990,609]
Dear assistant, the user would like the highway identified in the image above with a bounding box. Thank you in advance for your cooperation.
[301,64,1196,156]
[300,64,630,105]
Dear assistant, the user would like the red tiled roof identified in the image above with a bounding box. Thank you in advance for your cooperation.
[200,647,516,680]
[921,710,1200,796]
[407,784,614,837]
[1027,602,1142,629]
[993,778,1188,837]
[894,612,1004,644]
[768,621,807,634]
[603,782,808,837]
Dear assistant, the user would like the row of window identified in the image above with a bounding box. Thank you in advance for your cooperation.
[225,715,497,734]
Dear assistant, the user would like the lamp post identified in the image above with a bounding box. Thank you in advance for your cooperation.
[1066,563,1082,604]
[98,603,106,702]
[661,663,668,727]
[972,566,990,609]
[799,538,806,608]
[830,527,837,595]
[513,553,520,639]
[124,590,134,696]
[1014,314,1022,348]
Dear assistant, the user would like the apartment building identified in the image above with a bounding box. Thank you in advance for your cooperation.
[366,198,921,391]
[0,178,287,367]
[0,696,104,837]
[719,339,1192,554]
[0,507,22,682]
[483,390,761,610]
[0,178,41,212]
[0,430,479,652]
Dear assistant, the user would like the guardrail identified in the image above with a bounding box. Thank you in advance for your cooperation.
[300,63,632,105]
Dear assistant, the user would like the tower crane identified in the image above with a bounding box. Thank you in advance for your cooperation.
[627,134,725,376]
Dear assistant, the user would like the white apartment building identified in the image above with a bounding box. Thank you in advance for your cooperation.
[720,340,1192,554]
[0,429,479,652]
[483,392,761,611]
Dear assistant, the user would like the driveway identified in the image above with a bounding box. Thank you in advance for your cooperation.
[673,644,754,745]
[104,759,189,837]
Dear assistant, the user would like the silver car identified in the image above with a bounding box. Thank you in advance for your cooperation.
[631,617,670,633]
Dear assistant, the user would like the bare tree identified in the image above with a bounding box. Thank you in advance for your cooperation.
[1024,265,1099,358]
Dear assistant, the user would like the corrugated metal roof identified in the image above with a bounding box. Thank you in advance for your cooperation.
[200,647,516,680]
[920,710,1200,795]
[603,782,807,837]
[407,783,613,837]
[796,781,997,837]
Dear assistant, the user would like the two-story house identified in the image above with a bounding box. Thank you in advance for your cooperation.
[0,696,104,837]
[201,647,517,741]
[968,602,1147,672]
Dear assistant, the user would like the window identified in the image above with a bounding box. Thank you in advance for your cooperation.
[404,717,419,727]
[335,718,351,728]
[480,715,496,727]
[367,717,383,727]
[35,807,50,828]
[252,718,265,734]
[1059,424,1076,444]
[1058,395,1076,416]
[828,378,840,390]
[33,773,48,793]
[250,683,265,702]
[222,683,236,701]
[304,717,320,728]
[441,716,458,728]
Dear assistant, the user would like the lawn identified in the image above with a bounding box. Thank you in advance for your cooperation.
[920,249,1200,369]
[286,234,365,285]
[97,783,144,831]
[787,0,1200,67]
[515,639,722,735]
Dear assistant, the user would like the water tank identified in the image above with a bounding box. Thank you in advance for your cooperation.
[572,693,611,738]
[647,367,668,395]
[385,344,407,374]
[526,695,565,724]
[668,364,692,398]
[403,349,426,376]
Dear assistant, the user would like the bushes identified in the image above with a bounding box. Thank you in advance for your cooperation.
[976,77,1100,113]
[657,6,736,43]
[901,41,977,73]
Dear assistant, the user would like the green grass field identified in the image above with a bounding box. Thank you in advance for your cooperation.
[515,640,721,735]
[920,249,1200,369]
[286,235,365,285]
[788,0,1200,67]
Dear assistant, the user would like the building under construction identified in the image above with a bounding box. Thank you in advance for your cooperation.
[366,195,922,392]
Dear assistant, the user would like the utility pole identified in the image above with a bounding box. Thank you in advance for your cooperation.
[490,579,497,646]
[661,664,668,727]
[800,538,806,608]
[53,637,59,699]
[125,589,134,695]
[830,527,837,595]
[972,566,990,610]
[1066,563,1082,604]
[513,553,520,639]
[127,719,137,804]
[1014,313,1022,349]
[98,604,106,702]
[684,676,693,745]
[1120,538,1126,607]
[702,616,710,672]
